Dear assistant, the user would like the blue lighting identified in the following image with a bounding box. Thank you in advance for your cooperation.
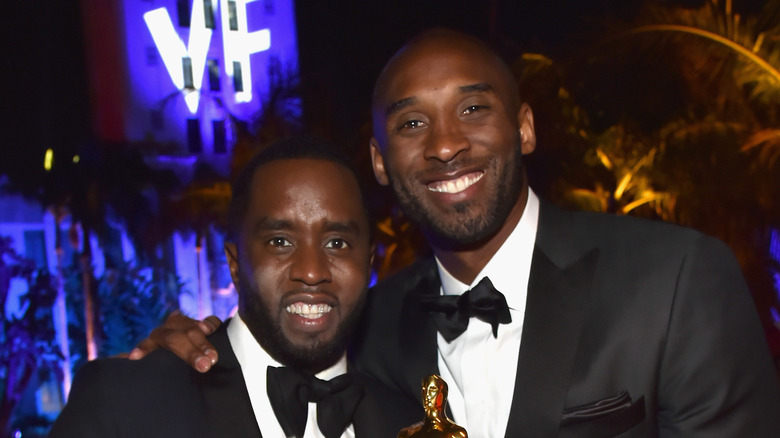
[125,0,298,156]
[144,6,213,113]
[144,1,273,114]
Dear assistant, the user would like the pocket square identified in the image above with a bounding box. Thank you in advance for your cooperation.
[561,390,634,426]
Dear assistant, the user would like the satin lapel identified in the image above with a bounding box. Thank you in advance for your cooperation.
[197,323,264,437]
[504,243,599,437]
[398,260,441,402]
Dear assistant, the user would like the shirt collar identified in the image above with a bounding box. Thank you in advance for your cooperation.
[435,189,539,310]
[227,314,348,379]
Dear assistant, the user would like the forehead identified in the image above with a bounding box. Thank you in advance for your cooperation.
[245,158,366,224]
[374,36,515,112]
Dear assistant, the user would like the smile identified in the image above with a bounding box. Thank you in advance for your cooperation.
[427,171,484,194]
[286,303,332,319]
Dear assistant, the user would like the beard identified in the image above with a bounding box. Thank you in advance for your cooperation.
[238,270,367,374]
[386,144,524,248]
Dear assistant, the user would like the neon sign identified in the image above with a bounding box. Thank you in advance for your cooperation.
[144,0,272,114]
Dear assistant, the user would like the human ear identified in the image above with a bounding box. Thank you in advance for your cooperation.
[369,138,390,186]
[224,243,241,292]
[517,103,536,155]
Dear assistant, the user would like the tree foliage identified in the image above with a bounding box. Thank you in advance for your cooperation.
[0,237,60,436]
[64,261,184,369]
[537,0,780,333]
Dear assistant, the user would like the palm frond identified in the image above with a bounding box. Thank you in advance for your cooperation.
[742,129,780,167]
[624,0,780,104]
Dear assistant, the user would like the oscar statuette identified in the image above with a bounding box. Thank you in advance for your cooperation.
[397,374,467,438]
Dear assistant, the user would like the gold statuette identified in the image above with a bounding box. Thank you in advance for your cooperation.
[398,374,467,438]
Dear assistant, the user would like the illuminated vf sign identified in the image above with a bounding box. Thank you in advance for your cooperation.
[144,0,271,113]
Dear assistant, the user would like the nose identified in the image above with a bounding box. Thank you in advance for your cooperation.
[423,118,470,162]
[288,245,332,285]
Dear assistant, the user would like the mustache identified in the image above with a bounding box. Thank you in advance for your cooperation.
[412,156,493,180]
[280,288,340,307]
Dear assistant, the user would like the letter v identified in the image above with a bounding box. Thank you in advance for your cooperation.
[144,2,216,113]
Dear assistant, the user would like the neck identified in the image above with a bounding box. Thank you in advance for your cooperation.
[431,183,528,284]
[425,408,447,421]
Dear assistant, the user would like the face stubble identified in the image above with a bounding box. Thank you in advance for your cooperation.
[385,141,524,248]
[237,267,367,375]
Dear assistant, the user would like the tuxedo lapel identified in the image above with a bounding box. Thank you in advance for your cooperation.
[350,371,425,438]
[398,259,441,402]
[197,324,264,437]
[504,203,599,437]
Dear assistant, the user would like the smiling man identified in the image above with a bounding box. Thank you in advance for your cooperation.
[227,150,368,378]
[49,137,419,438]
[354,29,780,437]
[132,29,780,437]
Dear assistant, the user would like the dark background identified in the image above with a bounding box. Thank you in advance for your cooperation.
[1,0,768,169]
[293,0,766,144]
[295,0,648,147]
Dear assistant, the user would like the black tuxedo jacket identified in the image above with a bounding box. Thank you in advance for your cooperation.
[351,201,780,437]
[50,323,421,438]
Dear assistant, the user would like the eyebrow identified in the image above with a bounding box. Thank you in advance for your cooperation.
[385,96,417,118]
[323,220,362,235]
[252,217,292,233]
[459,82,494,94]
[251,217,363,234]
[384,82,495,117]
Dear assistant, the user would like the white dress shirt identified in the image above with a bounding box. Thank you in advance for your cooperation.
[435,189,539,437]
[227,316,356,438]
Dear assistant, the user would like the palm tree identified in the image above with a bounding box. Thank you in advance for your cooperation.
[552,0,780,340]
[34,142,181,361]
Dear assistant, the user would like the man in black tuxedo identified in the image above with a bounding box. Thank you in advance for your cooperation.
[49,137,420,438]
[134,30,780,436]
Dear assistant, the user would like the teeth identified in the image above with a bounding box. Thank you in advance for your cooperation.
[428,172,484,194]
[286,303,332,319]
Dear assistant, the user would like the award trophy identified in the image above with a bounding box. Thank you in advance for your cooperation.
[398,374,467,438]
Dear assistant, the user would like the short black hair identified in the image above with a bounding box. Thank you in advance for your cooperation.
[227,135,373,242]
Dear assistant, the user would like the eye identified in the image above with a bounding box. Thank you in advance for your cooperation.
[462,105,486,115]
[269,237,292,248]
[325,238,349,249]
[398,119,426,131]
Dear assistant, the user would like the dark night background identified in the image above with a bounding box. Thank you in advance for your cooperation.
[0,0,769,170]
[0,2,779,434]
[2,0,778,320]
[1,0,778,310]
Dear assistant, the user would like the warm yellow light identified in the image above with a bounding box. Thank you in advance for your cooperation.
[595,148,613,170]
[44,148,53,171]
[73,155,80,164]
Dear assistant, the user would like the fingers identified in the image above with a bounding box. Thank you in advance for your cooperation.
[199,315,222,334]
[128,311,223,373]
[129,337,161,360]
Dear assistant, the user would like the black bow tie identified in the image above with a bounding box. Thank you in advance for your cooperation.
[266,366,364,438]
[419,276,512,342]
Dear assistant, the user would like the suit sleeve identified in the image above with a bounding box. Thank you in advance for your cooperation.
[657,235,780,437]
[49,360,118,438]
